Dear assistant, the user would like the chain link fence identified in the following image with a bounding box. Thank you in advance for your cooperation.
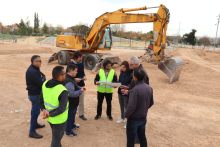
[0,33,56,46]
[1,34,220,51]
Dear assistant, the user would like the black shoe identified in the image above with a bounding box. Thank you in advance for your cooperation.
[79,115,87,120]
[29,132,43,139]
[135,138,140,144]
[107,116,113,120]
[95,115,101,120]
[36,124,45,129]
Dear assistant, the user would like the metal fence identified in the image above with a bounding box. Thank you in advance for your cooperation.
[112,36,149,49]
[1,34,220,51]
[0,33,56,46]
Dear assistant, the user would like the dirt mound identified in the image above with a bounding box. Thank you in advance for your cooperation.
[138,52,154,63]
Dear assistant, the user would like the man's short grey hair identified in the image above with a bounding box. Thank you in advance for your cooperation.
[31,55,40,64]
[129,56,140,65]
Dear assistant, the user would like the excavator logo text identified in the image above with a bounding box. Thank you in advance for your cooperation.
[59,40,65,46]
[121,16,131,22]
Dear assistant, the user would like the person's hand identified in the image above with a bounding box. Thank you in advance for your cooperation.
[75,78,81,83]
[42,109,50,119]
[81,87,86,92]
[113,86,117,88]
[96,82,100,85]
[119,85,128,89]
[83,76,87,81]
[121,89,128,95]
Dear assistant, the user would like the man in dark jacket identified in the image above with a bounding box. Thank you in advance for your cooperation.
[39,66,68,147]
[66,51,87,120]
[125,68,154,147]
[26,55,46,139]
[120,56,150,143]
[63,64,86,137]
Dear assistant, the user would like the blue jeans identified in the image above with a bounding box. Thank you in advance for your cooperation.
[28,95,40,134]
[126,118,147,147]
[65,108,77,134]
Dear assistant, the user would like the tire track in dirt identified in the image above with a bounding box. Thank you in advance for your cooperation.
[179,48,220,73]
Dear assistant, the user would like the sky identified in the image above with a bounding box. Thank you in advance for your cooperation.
[1,0,220,37]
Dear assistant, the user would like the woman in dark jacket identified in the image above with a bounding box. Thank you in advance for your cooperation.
[117,61,133,127]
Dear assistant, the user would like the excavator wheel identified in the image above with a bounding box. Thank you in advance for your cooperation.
[84,54,100,70]
[57,51,70,65]
[93,54,101,62]
[65,51,71,64]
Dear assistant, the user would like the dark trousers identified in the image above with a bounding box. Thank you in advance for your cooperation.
[97,92,112,116]
[28,95,40,134]
[65,108,77,134]
[118,94,128,119]
[126,118,147,147]
[49,121,67,147]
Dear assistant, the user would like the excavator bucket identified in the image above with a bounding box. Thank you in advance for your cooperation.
[158,57,183,84]
[92,54,122,72]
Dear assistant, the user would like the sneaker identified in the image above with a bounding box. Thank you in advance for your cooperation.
[117,118,126,124]
[107,116,113,121]
[29,132,43,139]
[73,126,80,130]
[79,115,87,120]
[66,132,78,137]
[95,115,101,120]
[124,125,126,129]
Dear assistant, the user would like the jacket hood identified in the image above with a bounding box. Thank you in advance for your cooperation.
[45,79,63,88]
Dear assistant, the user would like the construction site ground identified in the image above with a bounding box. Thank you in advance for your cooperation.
[0,43,219,147]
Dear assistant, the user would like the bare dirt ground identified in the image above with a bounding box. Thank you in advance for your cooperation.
[0,43,220,147]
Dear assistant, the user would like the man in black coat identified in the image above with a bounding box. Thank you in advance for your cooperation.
[125,68,154,147]
[26,55,46,139]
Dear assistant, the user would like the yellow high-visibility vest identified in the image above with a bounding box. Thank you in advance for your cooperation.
[97,69,114,93]
[42,81,69,124]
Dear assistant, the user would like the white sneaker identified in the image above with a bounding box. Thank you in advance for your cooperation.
[124,125,126,129]
[117,118,126,124]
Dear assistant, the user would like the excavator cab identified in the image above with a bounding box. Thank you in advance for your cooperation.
[97,27,112,49]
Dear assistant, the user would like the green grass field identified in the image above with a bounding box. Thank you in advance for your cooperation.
[0,33,20,40]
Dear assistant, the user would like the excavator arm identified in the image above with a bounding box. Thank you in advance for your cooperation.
[87,4,183,83]
[86,4,170,62]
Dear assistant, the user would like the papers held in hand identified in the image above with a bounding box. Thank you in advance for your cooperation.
[97,81,121,87]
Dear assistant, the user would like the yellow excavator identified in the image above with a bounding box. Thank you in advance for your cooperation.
[47,4,183,83]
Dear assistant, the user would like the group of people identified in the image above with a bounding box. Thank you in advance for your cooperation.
[26,51,154,147]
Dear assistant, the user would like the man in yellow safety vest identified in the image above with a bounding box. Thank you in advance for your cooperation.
[39,66,68,147]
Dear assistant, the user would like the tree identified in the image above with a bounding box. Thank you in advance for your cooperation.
[56,24,64,35]
[148,30,153,34]
[111,24,120,32]
[34,12,40,34]
[26,17,31,36]
[182,29,197,47]
[199,36,210,48]
[16,18,27,36]
[42,22,49,34]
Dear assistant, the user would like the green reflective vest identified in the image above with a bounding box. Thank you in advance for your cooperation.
[42,81,69,124]
[97,69,114,93]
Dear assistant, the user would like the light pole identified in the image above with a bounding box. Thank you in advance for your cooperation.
[214,14,220,50]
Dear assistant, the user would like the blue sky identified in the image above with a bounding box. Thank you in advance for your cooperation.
[0,0,220,37]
